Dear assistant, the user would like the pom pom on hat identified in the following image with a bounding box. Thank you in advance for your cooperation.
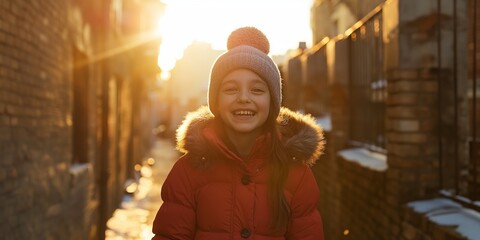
[227,27,270,54]
[208,26,282,118]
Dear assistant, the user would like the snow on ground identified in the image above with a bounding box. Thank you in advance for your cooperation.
[105,139,178,240]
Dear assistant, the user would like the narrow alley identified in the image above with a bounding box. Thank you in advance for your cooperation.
[105,138,178,240]
[1,0,480,239]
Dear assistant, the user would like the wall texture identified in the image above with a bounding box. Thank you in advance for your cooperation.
[0,0,97,239]
[0,0,163,239]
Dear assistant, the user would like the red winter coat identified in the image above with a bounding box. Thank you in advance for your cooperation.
[152,107,325,240]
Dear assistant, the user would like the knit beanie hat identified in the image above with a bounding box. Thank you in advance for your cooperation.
[208,27,282,118]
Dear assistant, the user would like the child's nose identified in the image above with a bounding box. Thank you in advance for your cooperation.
[237,90,251,103]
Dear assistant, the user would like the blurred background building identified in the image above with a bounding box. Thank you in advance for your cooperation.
[0,0,164,239]
[163,41,223,137]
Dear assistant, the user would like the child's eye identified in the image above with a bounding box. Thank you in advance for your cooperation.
[251,88,265,94]
[222,88,237,94]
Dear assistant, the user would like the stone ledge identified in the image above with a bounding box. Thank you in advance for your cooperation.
[337,147,387,171]
[406,198,480,240]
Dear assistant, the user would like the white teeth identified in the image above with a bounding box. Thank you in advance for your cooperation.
[234,110,254,116]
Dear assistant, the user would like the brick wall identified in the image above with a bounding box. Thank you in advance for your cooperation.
[318,65,457,240]
[309,0,479,239]
[312,132,341,239]
[1,0,65,236]
[402,200,468,240]
[386,68,441,201]
[0,1,99,238]
[337,153,388,239]
[0,0,162,238]
[386,68,444,239]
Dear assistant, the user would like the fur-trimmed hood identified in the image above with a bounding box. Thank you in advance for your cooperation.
[176,106,325,166]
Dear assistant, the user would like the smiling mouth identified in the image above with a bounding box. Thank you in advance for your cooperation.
[233,110,256,116]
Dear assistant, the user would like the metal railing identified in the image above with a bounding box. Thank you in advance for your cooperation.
[438,0,480,207]
[348,9,387,152]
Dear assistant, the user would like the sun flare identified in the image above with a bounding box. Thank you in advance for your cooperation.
[156,0,313,79]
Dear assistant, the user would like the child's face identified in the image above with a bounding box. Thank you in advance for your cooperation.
[217,69,271,136]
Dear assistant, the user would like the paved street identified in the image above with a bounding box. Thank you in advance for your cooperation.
[105,138,179,240]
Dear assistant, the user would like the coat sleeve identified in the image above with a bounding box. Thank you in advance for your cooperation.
[152,156,196,240]
[286,166,324,240]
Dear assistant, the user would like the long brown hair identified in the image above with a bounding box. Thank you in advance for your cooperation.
[265,112,291,231]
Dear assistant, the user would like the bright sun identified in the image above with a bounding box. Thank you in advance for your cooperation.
[157,0,313,80]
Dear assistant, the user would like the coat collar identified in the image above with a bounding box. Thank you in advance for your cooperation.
[176,106,325,166]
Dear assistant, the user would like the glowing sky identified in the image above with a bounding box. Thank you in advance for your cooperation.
[157,0,313,77]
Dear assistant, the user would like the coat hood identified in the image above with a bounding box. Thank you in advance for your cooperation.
[176,106,325,166]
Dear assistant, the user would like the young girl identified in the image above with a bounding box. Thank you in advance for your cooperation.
[152,27,325,240]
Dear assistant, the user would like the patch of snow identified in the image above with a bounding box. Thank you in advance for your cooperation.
[69,163,90,176]
[430,208,480,239]
[408,198,462,213]
[315,115,332,132]
[407,198,480,240]
[337,148,387,171]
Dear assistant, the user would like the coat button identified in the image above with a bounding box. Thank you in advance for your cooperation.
[240,228,251,238]
[241,175,251,185]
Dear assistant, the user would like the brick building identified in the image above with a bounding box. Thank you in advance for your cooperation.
[0,0,164,239]
[284,0,480,239]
